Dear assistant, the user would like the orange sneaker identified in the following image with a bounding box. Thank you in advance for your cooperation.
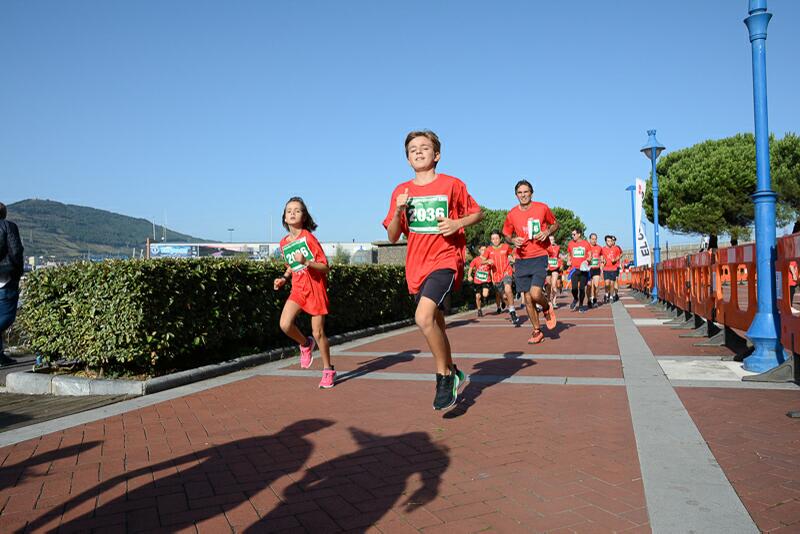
[527,330,544,344]
[543,306,557,330]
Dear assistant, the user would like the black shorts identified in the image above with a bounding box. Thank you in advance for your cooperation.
[603,270,619,281]
[589,268,602,278]
[414,269,456,309]
[513,256,548,293]
[473,282,491,294]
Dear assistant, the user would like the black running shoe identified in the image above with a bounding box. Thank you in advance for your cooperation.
[569,299,578,311]
[613,294,619,302]
[433,373,456,410]
[477,308,483,317]
[509,310,520,327]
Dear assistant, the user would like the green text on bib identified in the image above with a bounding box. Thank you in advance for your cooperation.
[573,247,586,258]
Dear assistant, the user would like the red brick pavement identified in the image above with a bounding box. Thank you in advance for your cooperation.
[0,375,649,533]
[678,388,800,533]
[3,291,793,533]
[287,357,623,379]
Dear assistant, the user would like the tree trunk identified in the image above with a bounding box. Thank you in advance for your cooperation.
[730,237,739,247]
[792,219,800,234]
[709,234,718,250]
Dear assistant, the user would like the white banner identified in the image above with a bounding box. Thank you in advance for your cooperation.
[634,178,652,267]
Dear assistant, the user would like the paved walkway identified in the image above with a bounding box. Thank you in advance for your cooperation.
[0,289,798,532]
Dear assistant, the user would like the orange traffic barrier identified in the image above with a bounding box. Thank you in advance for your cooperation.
[713,243,757,332]
[687,250,715,322]
[777,233,800,355]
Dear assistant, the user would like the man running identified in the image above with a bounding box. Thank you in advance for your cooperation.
[502,180,559,344]
[545,235,561,309]
[587,233,603,307]
[602,235,623,303]
[483,230,519,325]
[467,245,492,316]
[567,229,591,312]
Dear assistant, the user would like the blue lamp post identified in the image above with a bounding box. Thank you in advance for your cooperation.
[640,130,665,302]
[743,0,783,372]
[625,185,637,267]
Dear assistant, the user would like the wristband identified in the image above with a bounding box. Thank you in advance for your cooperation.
[282,274,290,280]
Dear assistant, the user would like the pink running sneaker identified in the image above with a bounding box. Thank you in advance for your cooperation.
[299,336,315,369]
[319,368,336,389]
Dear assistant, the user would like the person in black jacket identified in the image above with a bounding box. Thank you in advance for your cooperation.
[0,202,24,365]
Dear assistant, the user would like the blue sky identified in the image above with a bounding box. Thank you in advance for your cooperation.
[2,1,798,249]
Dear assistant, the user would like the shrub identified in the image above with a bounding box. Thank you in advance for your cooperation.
[19,259,415,376]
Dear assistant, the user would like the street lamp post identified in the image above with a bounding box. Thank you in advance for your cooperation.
[640,130,665,303]
[228,228,235,243]
[743,0,783,372]
[625,185,637,267]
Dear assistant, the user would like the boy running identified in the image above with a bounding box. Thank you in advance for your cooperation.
[383,130,484,410]
[483,230,519,325]
[587,233,603,307]
[502,180,559,344]
[568,229,591,312]
[467,246,492,316]
[602,235,623,302]
[546,235,561,309]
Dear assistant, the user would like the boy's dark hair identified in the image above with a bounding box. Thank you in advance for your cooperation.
[514,180,533,194]
[404,130,441,158]
[604,234,615,241]
[282,197,318,232]
[490,229,502,238]
[573,228,582,235]
[589,233,597,239]
[0,202,6,220]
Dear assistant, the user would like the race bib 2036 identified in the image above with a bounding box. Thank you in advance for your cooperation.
[407,195,449,234]
[282,237,314,271]
[573,247,586,258]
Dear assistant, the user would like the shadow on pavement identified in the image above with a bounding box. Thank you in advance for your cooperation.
[22,419,334,533]
[444,351,535,420]
[1,441,103,493]
[335,350,420,385]
[245,426,449,532]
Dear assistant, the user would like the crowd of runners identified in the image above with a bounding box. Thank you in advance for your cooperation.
[272,129,626,412]
[468,230,625,322]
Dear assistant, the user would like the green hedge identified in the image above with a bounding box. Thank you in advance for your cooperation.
[19,259,417,376]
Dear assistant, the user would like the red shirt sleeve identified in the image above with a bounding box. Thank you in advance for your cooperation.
[453,179,481,219]
[543,205,556,226]
[382,184,409,235]
[305,232,328,265]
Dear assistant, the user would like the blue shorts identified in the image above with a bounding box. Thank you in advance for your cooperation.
[513,257,548,293]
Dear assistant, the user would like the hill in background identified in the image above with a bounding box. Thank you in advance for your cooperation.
[7,199,210,260]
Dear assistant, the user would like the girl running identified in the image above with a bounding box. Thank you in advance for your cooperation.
[274,197,335,389]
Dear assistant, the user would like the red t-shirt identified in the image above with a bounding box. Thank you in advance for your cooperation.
[602,245,623,272]
[588,244,603,269]
[567,239,591,269]
[546,244,561,272]
[502,202,556,260]
[482,243,513,283]
[383,174,481,294]
[468,257,491,284]
[279,229,329,315]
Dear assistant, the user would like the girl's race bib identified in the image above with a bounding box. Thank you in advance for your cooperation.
[282,237,314,271]
[476,270,489,282]
[548,257,559,267]
[407,195,449,234]
[591,258,600,266]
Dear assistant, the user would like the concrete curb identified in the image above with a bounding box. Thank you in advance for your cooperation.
[5,318,415,397]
